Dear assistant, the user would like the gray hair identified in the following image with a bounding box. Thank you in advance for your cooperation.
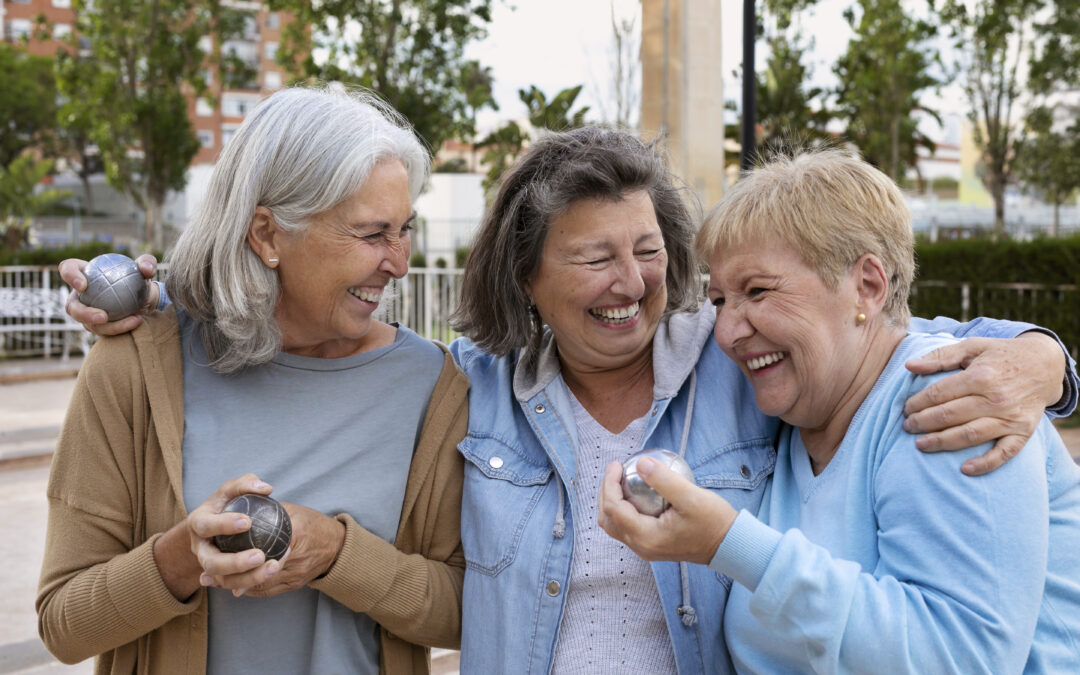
[166,85,429,373]
[451,126,701,357]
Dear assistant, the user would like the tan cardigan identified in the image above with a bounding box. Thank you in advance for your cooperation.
[37,307,469,674]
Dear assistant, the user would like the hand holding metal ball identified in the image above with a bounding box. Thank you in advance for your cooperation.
[621,449,695,517]
[214,494,292,561]
[78,253,149,321]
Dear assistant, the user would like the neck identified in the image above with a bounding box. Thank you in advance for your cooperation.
[560,349,655,434]
[800,324,906,474]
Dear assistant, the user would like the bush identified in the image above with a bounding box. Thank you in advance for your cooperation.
[409,251,427,268]
[0,240,120,266]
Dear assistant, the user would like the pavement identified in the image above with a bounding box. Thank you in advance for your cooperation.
[1,356,1078,673]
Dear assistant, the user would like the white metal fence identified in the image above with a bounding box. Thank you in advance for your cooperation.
[0,265,1075,359]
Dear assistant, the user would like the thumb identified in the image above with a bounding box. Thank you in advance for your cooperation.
[637,457,695,506]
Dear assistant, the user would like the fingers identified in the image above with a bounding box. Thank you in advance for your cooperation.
[909,415,1006,453]
[903,364,997,418]
[961,435,1027,476]
[904,340,980,376]
[58,258,89,291]
[634,457,696,507]
[210,473,273,510]
[134,254,158,279]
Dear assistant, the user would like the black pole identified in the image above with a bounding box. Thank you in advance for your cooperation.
[740,0,756,172]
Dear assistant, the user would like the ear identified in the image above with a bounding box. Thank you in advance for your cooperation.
[852,253,889,316]
[247,206,283,266]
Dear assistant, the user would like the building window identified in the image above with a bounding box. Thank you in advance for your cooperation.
[264,71,281,91]
[196,98,214,117]
[53,23,72,40]
[197,130,214,148]
[221,127,237,147]
[266,12,280,30]
[9,19,32,39]
[221,94,259,118]
[264,42,277,61]
[52,0,72,7]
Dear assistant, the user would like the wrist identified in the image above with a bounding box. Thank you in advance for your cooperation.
[152,522,203,601]
[1019,331,1066,406]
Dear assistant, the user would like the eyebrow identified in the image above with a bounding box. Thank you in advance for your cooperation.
[355,211,417,231]
[569,231,663,256]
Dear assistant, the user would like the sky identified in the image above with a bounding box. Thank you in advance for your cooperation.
[469,0,963,144]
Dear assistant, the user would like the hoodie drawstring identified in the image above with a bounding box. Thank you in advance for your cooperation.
[676,368,699,627]
[552,474,567,538]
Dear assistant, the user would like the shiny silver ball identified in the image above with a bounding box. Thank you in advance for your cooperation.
[78,253,148,321]
[214,494,292,561]
[621,448,695,517]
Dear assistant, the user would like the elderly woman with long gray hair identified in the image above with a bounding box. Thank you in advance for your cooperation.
[37,86,468,674]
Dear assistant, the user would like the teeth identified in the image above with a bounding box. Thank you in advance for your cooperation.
[348,287,382,303]
[747,352,785,371]
[590,302,640,323]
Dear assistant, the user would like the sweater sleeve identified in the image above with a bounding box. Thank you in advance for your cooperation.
[710,414,1051,673]
[909,314,1078,417]
[310,355,468,649]
[36,335,198,665]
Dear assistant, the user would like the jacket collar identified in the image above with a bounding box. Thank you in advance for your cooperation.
[512,303,715,402]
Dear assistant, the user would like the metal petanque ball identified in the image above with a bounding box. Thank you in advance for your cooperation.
[78,253,148,321]
[622,448,695,517]
[214,494,292,561]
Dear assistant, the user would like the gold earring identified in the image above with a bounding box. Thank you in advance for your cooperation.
[856,312,867,325]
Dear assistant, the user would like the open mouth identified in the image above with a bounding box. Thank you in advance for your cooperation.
[747,352,786,371]
[589,301,640,325]
[348,287,383,304]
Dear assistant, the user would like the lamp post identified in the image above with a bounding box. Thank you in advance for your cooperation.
[740,0,756,172]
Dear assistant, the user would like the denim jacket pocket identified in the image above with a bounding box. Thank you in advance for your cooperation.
[459,433,553,576]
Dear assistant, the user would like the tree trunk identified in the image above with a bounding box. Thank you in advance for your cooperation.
[993,186,1006,239]
[1052,200,1060,237]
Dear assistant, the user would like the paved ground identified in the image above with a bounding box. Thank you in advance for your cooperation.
[1,356,1077,674]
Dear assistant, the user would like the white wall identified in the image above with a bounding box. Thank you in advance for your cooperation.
[414,173,486,266]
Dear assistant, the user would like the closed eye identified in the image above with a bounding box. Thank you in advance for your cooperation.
[710,296,725,308]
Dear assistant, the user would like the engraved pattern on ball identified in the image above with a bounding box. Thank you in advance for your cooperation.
[78,253,148,321]
[214,494,292,561]
[621,448,695,517]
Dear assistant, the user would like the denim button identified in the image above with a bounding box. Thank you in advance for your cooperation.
[489,456,504,469]
[535,403,546,413]
[740,464,751,479]
[545,580,561,596]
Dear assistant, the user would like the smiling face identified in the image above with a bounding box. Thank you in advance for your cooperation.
[270,159,414,358]
[526,190,668,374]
[707,236,866,431]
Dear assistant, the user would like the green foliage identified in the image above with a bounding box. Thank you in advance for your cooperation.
[0,156,71,254]
[911,235,1080,356]
[455,245,470,268]
[1015,107,1080,226]
[477,85,589,193]
[434,257,448,268]
[518,85,590,132]
[1028,0,1080,96]
[56,0,241,249]
[0,44,59,167]
[409,251,428,268]
[834,0,941,182]
[754,33,833,158]
[0,239,120,267]
[268,0,497,152]
[939,0,1044,237]
[433,157,470,173]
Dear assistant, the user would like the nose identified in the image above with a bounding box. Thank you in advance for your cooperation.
[380,234,410,279]
[610,256,647,299]
[713,301,753,349]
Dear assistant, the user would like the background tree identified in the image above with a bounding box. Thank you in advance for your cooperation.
[270,0,497,153]
[833,0,942,184]
[939,0,1043,238]
[0,157,70,254]
[460,60,498,172]
[58,0,242,250]
[754,33,833,157]
[0,44,58,169]
[1015,107,1080,236]
[476,84,590,192]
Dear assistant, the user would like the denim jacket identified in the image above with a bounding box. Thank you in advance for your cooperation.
[448,308,1078,675]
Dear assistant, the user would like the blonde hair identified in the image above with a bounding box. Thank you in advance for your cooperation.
[166,85,429,373]
[696,149,915,325]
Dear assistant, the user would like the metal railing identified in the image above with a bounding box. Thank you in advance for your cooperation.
[0,266,1075,360]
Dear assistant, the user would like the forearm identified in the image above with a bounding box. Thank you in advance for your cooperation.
[309,513,464,648]
[152,520,204,601]
[37,501,199,664]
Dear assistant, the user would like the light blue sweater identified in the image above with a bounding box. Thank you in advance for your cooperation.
[710,332,1080,673]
